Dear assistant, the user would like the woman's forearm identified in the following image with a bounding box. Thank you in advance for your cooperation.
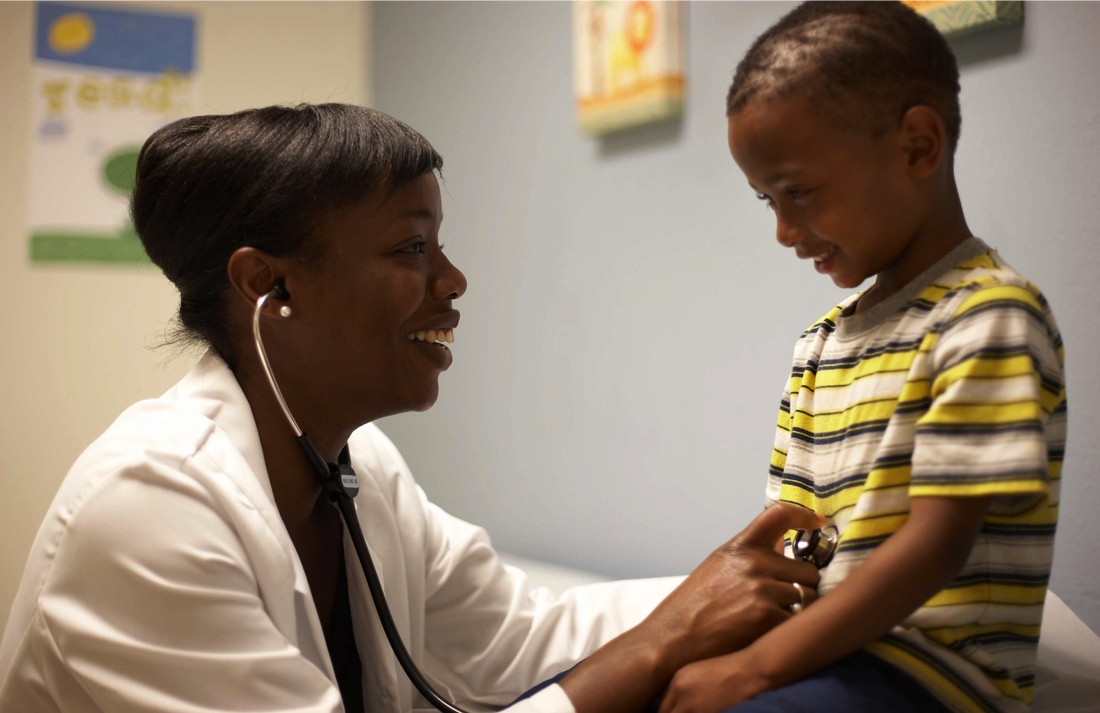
[559,622,675,713]
[560,503,825,713]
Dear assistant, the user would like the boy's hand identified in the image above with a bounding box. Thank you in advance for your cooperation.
[658,651,768,713]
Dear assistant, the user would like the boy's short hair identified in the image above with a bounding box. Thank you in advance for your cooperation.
[727,1,962,153]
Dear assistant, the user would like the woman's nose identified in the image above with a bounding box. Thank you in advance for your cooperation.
[431,253,467,301]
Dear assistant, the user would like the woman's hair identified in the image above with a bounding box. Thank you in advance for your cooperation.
[131,103,443,366]
[727,1,961,153]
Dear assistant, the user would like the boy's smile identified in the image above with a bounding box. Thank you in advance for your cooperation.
[727,95,931,297]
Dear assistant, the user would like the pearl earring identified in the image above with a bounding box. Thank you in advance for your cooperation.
[279,305,292,318]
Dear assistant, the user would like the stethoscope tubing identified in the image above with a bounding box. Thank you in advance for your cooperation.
[254,285,837,713]
[252,288,305,438]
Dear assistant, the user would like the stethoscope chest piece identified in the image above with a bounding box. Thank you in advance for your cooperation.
[792,525,839,568]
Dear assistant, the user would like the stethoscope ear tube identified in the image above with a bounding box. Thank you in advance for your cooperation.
[254,286,466,713]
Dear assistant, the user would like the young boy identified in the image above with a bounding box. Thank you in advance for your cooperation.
[659,3,1066,713]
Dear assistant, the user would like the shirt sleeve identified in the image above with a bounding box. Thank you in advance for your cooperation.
[766,379,794,509]
[910,281,1066,515]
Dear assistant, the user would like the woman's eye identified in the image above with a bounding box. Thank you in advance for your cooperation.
[400,241,426,254]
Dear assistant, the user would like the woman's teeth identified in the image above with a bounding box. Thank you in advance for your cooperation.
[814,246,838,263]
[407,329,454,344]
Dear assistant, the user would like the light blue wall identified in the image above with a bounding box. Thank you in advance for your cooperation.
[375,1,1100,634]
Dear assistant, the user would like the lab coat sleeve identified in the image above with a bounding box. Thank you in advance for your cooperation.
[353,424,680,710]
[24,454,343,713]
[415,484,680,707]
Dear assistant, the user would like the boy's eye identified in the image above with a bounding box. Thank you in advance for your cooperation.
[787,188,808,200]
[754,192,775,207]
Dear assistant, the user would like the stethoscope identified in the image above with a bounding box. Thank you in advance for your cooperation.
[254,282,469,713]
[791,524,839,568]
[253,281,841,713]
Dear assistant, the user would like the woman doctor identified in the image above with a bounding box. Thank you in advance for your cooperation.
[0,104,822,713]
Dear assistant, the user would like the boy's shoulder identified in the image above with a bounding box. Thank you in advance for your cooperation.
[796,239,1059,345]
[928,244,1038,297]
[920,245,1057,327]
[798,295,858,341]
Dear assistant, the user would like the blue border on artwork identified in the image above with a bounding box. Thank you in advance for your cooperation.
[35,2,195,74]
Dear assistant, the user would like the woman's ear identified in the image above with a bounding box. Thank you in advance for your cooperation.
[899,105,946,180]
[227,246,286,309]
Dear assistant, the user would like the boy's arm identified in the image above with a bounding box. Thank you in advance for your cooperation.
[658,494,992,713]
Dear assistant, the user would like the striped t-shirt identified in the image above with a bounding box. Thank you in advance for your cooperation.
[767,238,1067,713]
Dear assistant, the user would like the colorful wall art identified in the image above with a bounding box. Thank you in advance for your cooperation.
[573,1,685,135]
[29,3,197,265]
[903,1,1023,39]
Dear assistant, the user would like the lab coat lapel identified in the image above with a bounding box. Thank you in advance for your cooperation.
[170,353,334,680]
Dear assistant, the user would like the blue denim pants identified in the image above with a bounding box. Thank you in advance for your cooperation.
[515,650,951,713]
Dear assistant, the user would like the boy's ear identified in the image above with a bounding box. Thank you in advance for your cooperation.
[899,105,945,180]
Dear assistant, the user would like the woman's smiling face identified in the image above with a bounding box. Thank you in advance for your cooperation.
[727,96,924,290]
[282,172,467,423]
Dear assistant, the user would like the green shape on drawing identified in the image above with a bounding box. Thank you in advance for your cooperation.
[28,146,153,265]
[30,229,150,264]
[102,147,141,196]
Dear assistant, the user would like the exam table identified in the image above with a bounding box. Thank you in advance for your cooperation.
[499,554,1100,713]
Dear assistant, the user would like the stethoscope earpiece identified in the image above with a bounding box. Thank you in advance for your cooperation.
[271,278,290,302]
[269,280,293,318]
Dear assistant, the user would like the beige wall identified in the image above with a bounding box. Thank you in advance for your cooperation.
[0,1,371,622]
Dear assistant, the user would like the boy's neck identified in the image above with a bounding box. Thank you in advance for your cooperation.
[856,175,973,315]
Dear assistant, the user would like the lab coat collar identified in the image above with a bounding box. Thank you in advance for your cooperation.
[165,352,278,506]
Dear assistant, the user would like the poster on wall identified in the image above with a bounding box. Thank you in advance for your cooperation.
[29,2,198,265]
[573,1,685,135]
[902,1,1023,39]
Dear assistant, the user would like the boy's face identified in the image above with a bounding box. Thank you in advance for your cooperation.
[727,96,924,290]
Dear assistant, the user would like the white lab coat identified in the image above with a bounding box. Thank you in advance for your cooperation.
[0,353,680,713]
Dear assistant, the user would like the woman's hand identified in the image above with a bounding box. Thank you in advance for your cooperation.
[658,651,767,713]
[559,503,823,713]
[642,502,824,673]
